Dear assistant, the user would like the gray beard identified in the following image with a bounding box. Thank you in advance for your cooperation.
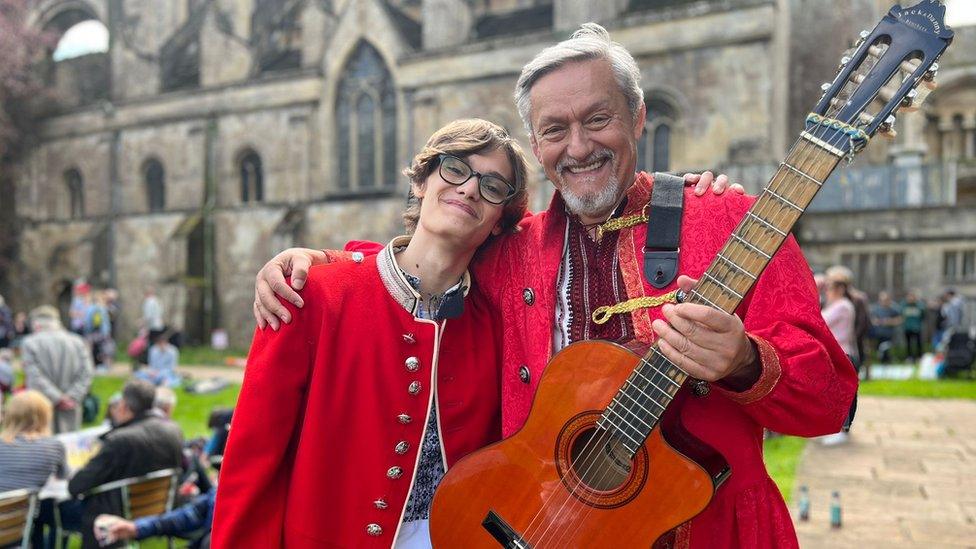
[557,166,625,219]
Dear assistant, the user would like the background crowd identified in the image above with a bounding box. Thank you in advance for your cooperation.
[0,279,229,548]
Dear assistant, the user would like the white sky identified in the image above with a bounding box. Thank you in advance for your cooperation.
[47,1,976,63]
[945,0,976,26]
[52,20,108,61]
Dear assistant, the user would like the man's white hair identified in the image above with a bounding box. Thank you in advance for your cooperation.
[514,23,644,137]
[154,386,178,414]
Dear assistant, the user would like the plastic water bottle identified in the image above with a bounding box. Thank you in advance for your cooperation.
[797,485,810,521]
[829,491,842,528]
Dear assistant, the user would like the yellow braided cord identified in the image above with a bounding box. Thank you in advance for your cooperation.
[591,290,679,325]
[596,213,647,239]
[805,113,870,144]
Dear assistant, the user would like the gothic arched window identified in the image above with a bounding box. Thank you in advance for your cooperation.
[65,168,84,219]
[239,150,264,203]
[637,98,676,174]
[336,42,397,192]
[144,158,166,212]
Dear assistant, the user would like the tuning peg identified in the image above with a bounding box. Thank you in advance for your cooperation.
[879,116,897,139]
[923,62,939,82]
[900,88,919,112]
[821,82,832,92]
[839,56,852,68]
[859,30,870,39]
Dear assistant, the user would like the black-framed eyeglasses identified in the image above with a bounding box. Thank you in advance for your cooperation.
[437,154,516,205]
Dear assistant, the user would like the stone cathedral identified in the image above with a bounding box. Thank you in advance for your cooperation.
[10,0,976,346]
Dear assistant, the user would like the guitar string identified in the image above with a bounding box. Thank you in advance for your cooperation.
[524,61,887,545]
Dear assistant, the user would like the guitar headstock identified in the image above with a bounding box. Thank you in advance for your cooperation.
[808,0,953,158]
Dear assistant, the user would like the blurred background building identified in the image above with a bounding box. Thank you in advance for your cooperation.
[5,0,975,346]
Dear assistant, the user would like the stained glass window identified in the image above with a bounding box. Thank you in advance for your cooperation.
[65,168,84,219]
[637,98,676,173]
[336,42,397,191]
[240,150,264,203]
[145,159,166,212]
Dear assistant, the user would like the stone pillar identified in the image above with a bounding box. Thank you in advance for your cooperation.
[963,113,976,159]
[889,110,927,206]
[422,0,473,50]
[554,0,628,31]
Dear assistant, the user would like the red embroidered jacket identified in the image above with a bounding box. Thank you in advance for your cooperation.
[469,172,857,548]
[212,252,502,548]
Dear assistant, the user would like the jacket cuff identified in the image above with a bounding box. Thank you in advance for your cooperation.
[322,249,365,264]
[716,334,781,405]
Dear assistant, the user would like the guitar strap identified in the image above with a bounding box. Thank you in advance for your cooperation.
[643,173,685,289]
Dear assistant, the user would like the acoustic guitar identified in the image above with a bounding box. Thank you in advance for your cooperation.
[429,2,953,547]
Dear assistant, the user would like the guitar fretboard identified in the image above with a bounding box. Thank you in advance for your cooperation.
[600,138,842,456]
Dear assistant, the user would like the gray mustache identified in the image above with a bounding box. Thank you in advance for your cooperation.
[557,150,614,173]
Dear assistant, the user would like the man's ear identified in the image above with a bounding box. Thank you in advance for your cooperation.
[632,101,647,141]
[530,135,543,164]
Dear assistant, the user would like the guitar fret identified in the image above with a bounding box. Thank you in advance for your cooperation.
[764,188,803,212]
[704,272,744,299]
[642,355,682,388]
[691,289,721,310]
[620,378,666,412]
[603,408,643,448]
[780,161,824,187]
[748,212,788,237]
[717,253,757,280]
[610,394,658,427]
[732,234,772,260]
[624,377,668,410]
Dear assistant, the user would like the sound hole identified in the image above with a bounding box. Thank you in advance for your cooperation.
[568,427,633,492]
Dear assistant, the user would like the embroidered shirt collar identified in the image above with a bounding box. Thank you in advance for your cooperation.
[376,236,471,320]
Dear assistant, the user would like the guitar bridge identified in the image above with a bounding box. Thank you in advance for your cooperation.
[482,510,533,548]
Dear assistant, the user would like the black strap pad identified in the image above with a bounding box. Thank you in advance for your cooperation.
[644,173,685,289]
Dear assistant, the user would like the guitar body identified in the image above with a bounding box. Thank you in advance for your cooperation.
[430,340,729,548]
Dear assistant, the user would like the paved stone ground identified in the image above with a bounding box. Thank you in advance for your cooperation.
[793,395,976,548]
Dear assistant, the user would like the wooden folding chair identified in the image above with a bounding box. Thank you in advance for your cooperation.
[62,468,179,549]
[0,489,38,549]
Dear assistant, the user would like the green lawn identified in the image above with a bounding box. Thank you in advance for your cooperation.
[82,375,240,439]
[763,435,807,504]
[859,378,976,399]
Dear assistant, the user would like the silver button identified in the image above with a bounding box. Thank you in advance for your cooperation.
[387,466,403,479]
[397,413,412,424]
[403,333,416,344]
[519,365,531,384]
[408,381,422,395]
[523,288,535,305]
[352,252,365,263]
[405,356,420,372]
[395,441,409,455]
[374,498,388,510]
[366,523,382,536]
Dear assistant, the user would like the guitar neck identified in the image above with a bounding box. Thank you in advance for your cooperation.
[600,137,842,456]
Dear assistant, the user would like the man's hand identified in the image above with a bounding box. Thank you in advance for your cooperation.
[57,396,77,410]
[651,276,760,390]
[95,515,138,541]
[253,248,328,330]
[684,171,745,196]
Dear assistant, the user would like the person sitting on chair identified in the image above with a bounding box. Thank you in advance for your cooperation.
[62,379,183,549]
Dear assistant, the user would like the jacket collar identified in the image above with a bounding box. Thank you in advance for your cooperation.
[376,236,471,319]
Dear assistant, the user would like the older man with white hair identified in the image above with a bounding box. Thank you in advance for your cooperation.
[253,24,855,549]
[21,305,94,433]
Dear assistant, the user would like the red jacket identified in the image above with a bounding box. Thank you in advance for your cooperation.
[212,250,502,548]
[469,172,857,548]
